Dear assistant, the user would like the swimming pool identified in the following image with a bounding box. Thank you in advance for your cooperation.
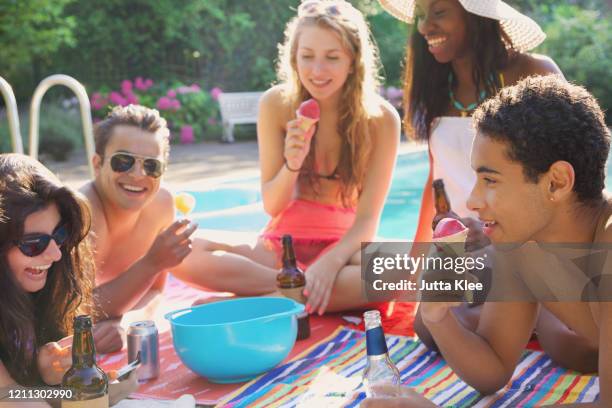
[183,150,612,240]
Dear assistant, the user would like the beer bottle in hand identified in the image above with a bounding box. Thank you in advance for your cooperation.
[362,310,400,397]
[62,315,109,407]
[432,178,451,229]
[276,234,310,340]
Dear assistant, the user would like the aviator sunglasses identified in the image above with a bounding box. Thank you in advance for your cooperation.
[14,224,69,257]
[298,1,357,18]
[110,152,165,178]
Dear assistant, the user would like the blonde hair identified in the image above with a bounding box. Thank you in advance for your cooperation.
[276,0,383,206]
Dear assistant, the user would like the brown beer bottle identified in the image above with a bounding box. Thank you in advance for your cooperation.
[62,315,109,407]
[432,178,451,229]
[276,235,311,340]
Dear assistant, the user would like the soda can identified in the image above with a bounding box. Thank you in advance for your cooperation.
[127,320,159,381]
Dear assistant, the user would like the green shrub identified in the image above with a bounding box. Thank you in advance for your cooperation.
[2,0,609,126]
[0,0,75,98]
[38,104,82,161]
[0,102,83,161]
[536,5,611,122]
[367,9,409,87]
[90,79,223,142]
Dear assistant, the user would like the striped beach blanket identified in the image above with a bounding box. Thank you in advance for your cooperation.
[220,327,599,407]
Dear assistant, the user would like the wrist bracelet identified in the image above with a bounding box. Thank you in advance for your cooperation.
[284,160,301,173]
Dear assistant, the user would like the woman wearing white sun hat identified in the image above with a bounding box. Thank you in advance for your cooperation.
[377,0,598,375]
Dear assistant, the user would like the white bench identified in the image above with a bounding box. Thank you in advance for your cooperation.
[218,92,263,143]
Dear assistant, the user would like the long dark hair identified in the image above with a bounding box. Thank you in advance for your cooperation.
[0,154,94,385]
[403,12,513,141]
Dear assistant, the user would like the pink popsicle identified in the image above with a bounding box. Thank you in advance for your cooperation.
[296,99,320,132]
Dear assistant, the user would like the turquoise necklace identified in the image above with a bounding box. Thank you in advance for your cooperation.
[448,72,495,117]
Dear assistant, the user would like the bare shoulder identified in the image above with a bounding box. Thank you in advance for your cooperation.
[597,200,612,243]
[79,181,101,211]
[369,96,401,143]
[148,186,174,221]
[601,221,612,243]
[260,84,285,105]
[147,186,175,230]
[504,53,564,85]
[522,53,563,76]
[79,181,107,237]
[259,85,293,131]
[260,85,292,114]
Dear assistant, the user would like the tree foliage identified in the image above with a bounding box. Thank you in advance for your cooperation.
[0,0,609,123]
[0,0,75,88]
[537,5,612,114]
[51,0,296,92]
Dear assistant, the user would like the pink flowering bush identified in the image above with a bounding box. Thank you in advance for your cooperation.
[90,78,222,143]
[210,87,222,101]
[180,125,195,144]
[134,77,153,91]
[156,96,181,111]
[91,92,108,111]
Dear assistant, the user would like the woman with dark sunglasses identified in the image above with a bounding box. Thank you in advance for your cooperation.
[0,153,95,391]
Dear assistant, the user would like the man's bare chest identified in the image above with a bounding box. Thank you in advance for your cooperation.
[96,225,159,283]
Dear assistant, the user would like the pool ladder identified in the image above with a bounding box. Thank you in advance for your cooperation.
[0,74,95,177]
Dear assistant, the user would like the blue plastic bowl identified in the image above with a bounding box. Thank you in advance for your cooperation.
[164,297,304,383]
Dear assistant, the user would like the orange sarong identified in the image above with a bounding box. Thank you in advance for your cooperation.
[261,199,356,269]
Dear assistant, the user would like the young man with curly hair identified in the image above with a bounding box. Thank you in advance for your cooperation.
[364,75,612,407]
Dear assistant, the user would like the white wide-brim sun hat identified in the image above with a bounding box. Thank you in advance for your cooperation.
[378,0,546,52]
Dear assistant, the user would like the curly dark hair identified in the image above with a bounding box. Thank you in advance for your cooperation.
[473,75,611,204]
[0,154,95,385]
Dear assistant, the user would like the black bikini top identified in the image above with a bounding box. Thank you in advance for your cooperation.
[299,125,341,180]
[299,165,340,180]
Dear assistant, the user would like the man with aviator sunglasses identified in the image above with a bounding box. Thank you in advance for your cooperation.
[79,105,198,353]
[80,105,280,352]
[109,151,165,179]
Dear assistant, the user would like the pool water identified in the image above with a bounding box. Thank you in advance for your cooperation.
[186,150,611,240]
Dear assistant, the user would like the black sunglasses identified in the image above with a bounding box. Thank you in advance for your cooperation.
[110,152,165,178]
[14,224,69,257]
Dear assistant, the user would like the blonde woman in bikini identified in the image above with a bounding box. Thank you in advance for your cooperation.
[194,0,400,315]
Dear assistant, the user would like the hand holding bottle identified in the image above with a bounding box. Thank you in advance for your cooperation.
[62,315,109,406]
[107,370,140,406]
[37,341,72,385]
